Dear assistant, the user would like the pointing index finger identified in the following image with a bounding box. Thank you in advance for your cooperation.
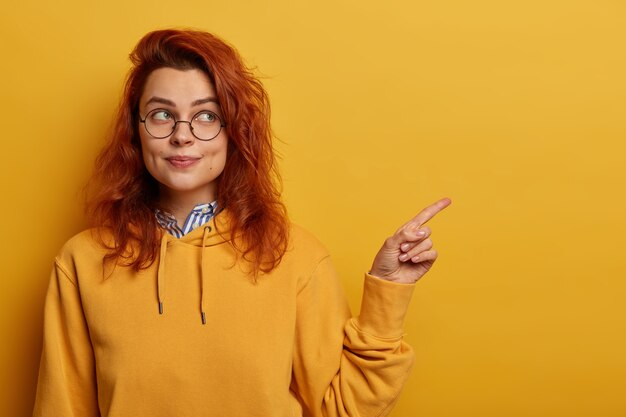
[411,197,452,228]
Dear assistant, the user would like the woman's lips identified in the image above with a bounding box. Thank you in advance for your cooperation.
[166,156,200,168]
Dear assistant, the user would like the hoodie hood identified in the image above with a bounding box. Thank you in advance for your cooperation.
[166,207,233,247]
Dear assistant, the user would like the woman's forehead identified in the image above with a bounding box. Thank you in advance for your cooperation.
[141,67,217,106]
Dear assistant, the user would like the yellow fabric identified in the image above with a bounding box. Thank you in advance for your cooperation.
[34,211,417,417]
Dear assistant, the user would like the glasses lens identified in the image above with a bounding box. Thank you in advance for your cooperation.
[145,109,175,138]
[191,111,222,140]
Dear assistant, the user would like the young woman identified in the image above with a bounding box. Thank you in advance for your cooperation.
[34,29,451,417]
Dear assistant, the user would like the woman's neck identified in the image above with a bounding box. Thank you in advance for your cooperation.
[159,187,216,226]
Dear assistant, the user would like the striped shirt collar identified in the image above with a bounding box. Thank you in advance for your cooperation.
[155,201,218,239]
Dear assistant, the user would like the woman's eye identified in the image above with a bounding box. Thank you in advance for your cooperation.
[196,112,216,123]
[150,110,172,121]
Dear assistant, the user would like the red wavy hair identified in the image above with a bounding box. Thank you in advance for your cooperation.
[86,29,289,276]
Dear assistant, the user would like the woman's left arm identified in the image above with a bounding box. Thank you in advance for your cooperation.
[291,198,451,417]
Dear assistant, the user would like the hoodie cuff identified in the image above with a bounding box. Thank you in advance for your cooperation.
[354,273,416,339]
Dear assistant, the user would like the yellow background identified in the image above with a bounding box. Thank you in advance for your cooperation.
[1,0,625,416]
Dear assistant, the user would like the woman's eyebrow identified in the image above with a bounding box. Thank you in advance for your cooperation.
[144,96,219,107]
[145,96,175,107]
[191,97,219,106]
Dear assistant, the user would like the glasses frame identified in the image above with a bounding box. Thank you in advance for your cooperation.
[139,108,227,141]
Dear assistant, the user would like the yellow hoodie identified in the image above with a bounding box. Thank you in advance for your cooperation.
[34,211,417,417]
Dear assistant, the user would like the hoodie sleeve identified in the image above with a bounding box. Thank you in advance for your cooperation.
[291,255,416,417]
[33,260,99,417]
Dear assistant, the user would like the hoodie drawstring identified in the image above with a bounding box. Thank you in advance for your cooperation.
[156,226,212,324]
[157,233,168,315]
[200,225,211,324]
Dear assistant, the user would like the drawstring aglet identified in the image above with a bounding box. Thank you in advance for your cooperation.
[201,311,206,325]
[159,302,163,315]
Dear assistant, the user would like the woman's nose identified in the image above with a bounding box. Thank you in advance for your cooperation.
[170,121,195,145]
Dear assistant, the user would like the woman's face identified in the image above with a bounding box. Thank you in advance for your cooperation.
[138,67,228,205]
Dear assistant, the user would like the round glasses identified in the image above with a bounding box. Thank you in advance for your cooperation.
[139,108,226,141]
